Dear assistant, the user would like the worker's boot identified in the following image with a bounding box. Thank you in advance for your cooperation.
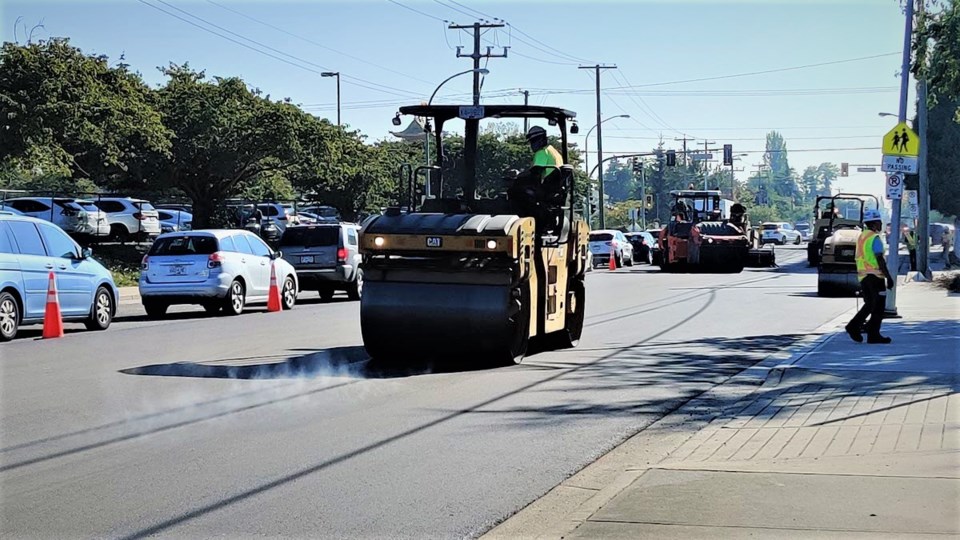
[867,334,892,344]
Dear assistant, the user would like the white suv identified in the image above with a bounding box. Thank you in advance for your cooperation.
[94,197,161,240]
[4,197,110,238]
[761,222,803,245]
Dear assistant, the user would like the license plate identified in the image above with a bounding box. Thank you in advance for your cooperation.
[169,265,187,276]
[300,255,315,264]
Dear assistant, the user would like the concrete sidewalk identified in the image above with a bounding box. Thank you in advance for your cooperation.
[118,286,140,305]
[485,281,959,539]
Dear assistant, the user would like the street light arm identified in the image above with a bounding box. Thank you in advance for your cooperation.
[428,68,489,105]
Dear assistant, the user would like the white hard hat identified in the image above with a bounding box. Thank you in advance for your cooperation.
[863,209,882,223]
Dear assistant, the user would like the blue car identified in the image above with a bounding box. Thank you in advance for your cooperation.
[0,214,118,341]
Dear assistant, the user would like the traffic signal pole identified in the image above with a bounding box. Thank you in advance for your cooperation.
[580,64,617,229]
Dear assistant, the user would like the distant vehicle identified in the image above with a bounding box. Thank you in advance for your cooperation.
[4,197,110,238]
[279,223,363,301]
[625,231,656,264]
[296,211,338,225]
[760,222,802,245]
[154,203,193,214]
[794,222,812,242]
[0,205,25,216]
[299,205,340,222]
[93,197,161,240]
[588,230,633,268]
[0,214,117,340]
[139,230,297,318]
[646,228,664,265]
[157,210,193,233]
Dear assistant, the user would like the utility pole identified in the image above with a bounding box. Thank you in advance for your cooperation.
[885,0,914,316]
[916,0,932,279]
[519,89,530,133]
[674,135,695,188]
[579,64,617,229]
[450,22,507,200]
[701,139,715,190]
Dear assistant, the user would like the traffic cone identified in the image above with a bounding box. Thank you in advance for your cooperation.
[42,271,64,339]
[267,261,283,312]
[609,244,618,271]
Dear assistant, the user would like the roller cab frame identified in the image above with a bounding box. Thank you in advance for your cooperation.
[359,104,589,364]
[656,190,749,273]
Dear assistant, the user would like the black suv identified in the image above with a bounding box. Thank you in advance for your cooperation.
[279,223,362,301]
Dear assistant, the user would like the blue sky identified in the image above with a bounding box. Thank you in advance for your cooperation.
[1,0,914,201]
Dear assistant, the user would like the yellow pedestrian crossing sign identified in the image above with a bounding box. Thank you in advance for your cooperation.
[882,122,919,157]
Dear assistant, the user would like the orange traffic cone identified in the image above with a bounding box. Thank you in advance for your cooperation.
[267,261,283,312]
[42,271,64,339]
[609,244,618,271]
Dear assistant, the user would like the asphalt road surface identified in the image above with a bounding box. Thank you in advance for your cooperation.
[0,245,858,539]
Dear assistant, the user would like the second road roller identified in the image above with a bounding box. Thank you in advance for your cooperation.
[358,104,589,364]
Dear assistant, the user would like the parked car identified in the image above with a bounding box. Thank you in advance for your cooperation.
[255,203,295,231]
[93,197,161,240]
[760,222,803,245]
[0,214,117,340]
[0,205,25,215]
[4,197,110,238]
[139,230,298,318]
[625,231,657,264]
[299,205,341,222]
[154,204,193,214]
[157,210,193,233]
[794,222,812,242]
[588,230,633,268]
[279,223,363,301]
[646,228,664,266]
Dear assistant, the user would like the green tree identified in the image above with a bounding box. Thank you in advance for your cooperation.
[0,39,170,192]
[150,65,304,227]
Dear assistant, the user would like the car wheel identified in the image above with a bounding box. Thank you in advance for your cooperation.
[84,286,113,331]
[319,287,335,302]
[794,235,802,245]
[625,254,634,267]
[222,280,245,316]
[347,268,363,301]
[0,291,20,341]
[281,276,296,310]
[110,224,130,243]
[780,236,786,245]
[143,300,168,319]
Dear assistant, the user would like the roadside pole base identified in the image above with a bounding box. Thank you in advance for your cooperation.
[883,309,902,319]
[905,271,930,283]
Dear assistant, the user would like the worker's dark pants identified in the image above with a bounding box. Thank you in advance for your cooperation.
[849,275,886,338]
[909,249,917,271]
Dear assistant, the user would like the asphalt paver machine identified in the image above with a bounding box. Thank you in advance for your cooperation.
[359,105,589,364]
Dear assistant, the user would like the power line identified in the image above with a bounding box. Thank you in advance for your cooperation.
[205,0,435,87]
[431,0,481,21]
[385,0,448,23]
[140,0,420,98]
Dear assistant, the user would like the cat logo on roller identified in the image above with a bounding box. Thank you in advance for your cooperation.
[359,104,589,365]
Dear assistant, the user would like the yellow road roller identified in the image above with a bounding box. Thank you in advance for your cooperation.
[814,194,881,296]
[359,104,589,364]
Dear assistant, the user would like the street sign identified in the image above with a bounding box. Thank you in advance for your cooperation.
[882,122,920,157]
[886,172,904,200]
[881,154,918,174]
[904,190,919,218]
[458,106,485,120]
[690,153,713,161]
[857,167,877,173]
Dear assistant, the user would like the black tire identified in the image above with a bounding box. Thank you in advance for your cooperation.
[625,254,634,267]
[347,268,363,301]
[546,277,585,350]
[222,280,245,316]
[794,235,802,245]
[281,276,297,310]
[0,291,20,341]
[84,286,113,331]
[143,299,168,319]
[319,287,335,302]
[110,224,130,243]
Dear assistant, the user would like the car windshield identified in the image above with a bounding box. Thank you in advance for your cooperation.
[762,224,780,230]
[76,201,100,212]
[589,233,614,242]
[796,224,810,230]
[149,235,218,255]
[135,202,156,211]
[280,226,339,247]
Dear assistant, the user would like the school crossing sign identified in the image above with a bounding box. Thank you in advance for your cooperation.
[881,122,919,174]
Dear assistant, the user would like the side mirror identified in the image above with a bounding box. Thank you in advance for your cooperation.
[271,251,282,260]
[81,247,93,259]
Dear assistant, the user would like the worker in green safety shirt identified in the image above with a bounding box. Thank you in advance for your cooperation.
[903,226,918,271]
[845,209,894,344]
[526,126,562,177]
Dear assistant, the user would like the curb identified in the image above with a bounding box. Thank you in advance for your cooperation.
[118,287,140,306]
[481,306,856,540]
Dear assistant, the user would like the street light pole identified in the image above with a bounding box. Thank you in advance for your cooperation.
[422,68,490,192]
[583,114,630,224]
[321,72,340,126]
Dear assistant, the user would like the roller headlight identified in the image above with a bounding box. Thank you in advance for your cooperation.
[374,236,385,247]
[486,239,497,250]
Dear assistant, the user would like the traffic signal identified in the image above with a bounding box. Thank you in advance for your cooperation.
[841,162,849,177]
[645,194,653,209]
[632,158,641,174]
[666,150,677,167]
[723,144,733,166]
